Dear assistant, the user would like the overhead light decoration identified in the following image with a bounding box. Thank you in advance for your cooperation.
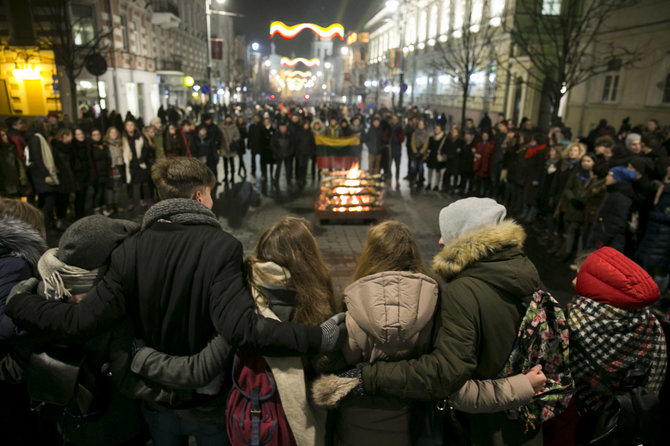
[270,21,344,40]
[284,70,313,79]
[281,57,320,67]
[184,76,195,87]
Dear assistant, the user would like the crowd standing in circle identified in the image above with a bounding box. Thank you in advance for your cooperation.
[1,102,670,446]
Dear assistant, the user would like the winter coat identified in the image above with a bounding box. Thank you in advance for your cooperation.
[0,142,29,196]
[26,129,57,194]
[247,122,264,155]
[504,144,526,186]
[637,187,670,268]
[385,124,405,157]
[90,141,112,184]
[459,142,475,174]
[260,125,275,164]
[443,137,462,173]
[582,178,607,226]
[71,139,96,190]
[561,169,591,224]
[363,126,385,156]
[589,181,635,252]
[550,158,579,212]
[218,122,241,158]
[410,128,429,159]
[523,144,548,207]
[0,215,46,340]
[294,128,316,158]
[192,134,216,162]
[51,140,77,194]
[426,133,446,169]
[538,157,561,212]
[361,221,543,446]
[270,131,295,160]
[163,132,187,158]
[122,132,150,184]
[236,124,248,156]
[473,140,494,179]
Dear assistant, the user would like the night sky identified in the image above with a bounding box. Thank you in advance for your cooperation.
[222,0,384,56]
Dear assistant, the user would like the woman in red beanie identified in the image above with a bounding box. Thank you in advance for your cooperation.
[545,246,667,445]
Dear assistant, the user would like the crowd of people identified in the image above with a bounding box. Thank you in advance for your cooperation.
[1,104,670,446]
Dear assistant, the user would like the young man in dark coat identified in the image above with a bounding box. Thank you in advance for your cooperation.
[247,114,264,179]
[270,121,295,190]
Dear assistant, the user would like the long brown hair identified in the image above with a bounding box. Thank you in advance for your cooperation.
[352,220,427,281]
[0,198,46,238]
[247,217,335,326]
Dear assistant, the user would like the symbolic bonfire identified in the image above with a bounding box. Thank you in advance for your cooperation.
[315,162,385,222]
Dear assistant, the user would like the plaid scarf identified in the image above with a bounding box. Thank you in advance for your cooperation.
[568,296,667,413]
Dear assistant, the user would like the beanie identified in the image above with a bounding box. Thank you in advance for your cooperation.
[576,247,660,310]
[149,117,161,126]
[625,133,641,149]
[439,198,507,245]
[609,166,637,184]
[58,215,140,270]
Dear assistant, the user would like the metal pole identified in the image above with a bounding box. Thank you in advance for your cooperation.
[397,0,407,112]
[206,0,213,104]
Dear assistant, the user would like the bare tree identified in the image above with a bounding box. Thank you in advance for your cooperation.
[30,0,112,120]
[431,0,500,131]
[503,0,642,128]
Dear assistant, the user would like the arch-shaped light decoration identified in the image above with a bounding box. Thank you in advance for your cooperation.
[283,70,313,79]
[281,57,320,67]
[270,21,344,40]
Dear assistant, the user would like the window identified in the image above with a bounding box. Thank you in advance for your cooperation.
[429,5,438,38]
[662,73,670,103]
[8,0,34,45]
[602,74,620,102]
[440,0,450,34]
[418,9,428,42]
[542,0,561,15]
[406,15,416,44]
[120,15,129,51]
[72,3,95,46]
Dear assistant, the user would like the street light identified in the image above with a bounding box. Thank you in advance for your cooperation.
[264,59,272,67]
[251,42,260,52]
[340,47,349,55]
[324,61,332,69]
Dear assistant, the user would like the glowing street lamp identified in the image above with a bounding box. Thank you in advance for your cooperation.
[251,42,260,52]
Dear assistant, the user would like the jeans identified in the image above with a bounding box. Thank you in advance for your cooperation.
[296,155,309,187]
[273,157,292,183]
[141,402,230,446]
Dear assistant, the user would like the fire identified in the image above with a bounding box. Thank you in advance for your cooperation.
[315,161,384,218]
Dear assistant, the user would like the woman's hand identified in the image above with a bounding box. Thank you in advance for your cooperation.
[525,364,546,393]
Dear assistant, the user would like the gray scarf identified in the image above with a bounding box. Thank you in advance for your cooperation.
[38,248,99,301]
[414,127,428,147]
[142,198,221,230]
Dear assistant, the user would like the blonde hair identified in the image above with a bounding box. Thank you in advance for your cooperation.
[247,217,335,326]
[353,220,427,281]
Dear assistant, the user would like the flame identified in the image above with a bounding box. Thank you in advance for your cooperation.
[347,162,360,179]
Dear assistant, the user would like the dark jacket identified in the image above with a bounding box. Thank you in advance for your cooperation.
[362,221,541,445]
[90,140,111,183]
[247,122,264,155]
[590,181,635,252]
[164,132,187,158]
[637,187,670,268]
[443,137,462,173]
[294,128,316,157]
[364,126,385,156]
[386,124,405,157]
[0,216,46,341]
[192,133,217,164]
[561,169,591,224]
[0,142,29,196]
[52,140,77,194]
[270,131,294,160]
[260,125,275,164]
[459,142,475,174]
[71,139,96,189]
[6,202,321,357]
[523,144,548,207]
[26,129,57,194]
[426,134,446,169]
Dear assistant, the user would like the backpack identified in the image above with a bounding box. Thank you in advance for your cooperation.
[226,352,296,446]
[498,289,574,432]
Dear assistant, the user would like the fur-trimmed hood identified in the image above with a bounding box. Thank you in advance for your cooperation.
[433,220,526,281]
[0,215,47,271]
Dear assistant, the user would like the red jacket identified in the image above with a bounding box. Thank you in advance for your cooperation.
[575,247,660,310]
[473,140,494,178]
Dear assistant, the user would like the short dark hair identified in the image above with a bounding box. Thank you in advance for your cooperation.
[152,157,216,200]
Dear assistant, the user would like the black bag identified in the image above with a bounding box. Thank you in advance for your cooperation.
[576,369,662,445]
[26,347,107,424]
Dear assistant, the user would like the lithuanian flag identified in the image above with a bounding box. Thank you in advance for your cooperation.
[315,135,361,170]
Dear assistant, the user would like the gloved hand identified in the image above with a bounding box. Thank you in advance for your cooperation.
[6,278,39,306]
[319,312,346,353]
[311,362,366,408]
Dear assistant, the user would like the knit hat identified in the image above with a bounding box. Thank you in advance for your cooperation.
[149,117,161,126]
[576,247,660,310]
[609,166,637,184]
[438,198,507,244]
[625,133,641,149]
[58,215,140,270]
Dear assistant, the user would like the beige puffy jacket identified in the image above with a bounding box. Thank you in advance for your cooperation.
[341,270,534,413]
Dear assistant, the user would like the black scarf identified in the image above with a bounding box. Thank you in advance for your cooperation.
[141,198,221,230]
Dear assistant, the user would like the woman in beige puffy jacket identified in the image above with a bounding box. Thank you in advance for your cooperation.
[314,221,545,446]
